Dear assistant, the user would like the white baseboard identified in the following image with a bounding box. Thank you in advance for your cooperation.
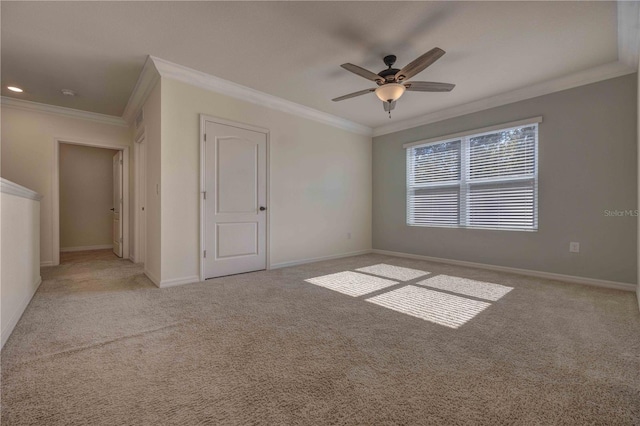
[147,271,200,289]
[269,249,373,270]
[159,275,200,288]
[144,269,160,287]
[372,249,636,292]
[60,244,113,253]
[40,261,54,267]
[1,276,42,349]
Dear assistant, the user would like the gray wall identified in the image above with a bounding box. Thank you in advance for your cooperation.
[373,74,637,284]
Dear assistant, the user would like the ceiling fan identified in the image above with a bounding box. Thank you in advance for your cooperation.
[332,48,455,117]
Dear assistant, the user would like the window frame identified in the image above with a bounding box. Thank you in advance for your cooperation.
[406,118,540,232]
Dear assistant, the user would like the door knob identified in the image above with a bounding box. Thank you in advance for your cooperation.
[259,206,266,211]
[110,208,115,211]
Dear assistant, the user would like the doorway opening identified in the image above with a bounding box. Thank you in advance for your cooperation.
[53,139,130,266]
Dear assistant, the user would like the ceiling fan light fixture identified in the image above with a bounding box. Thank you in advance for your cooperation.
[333,49,453,114]
[375,83,405,103]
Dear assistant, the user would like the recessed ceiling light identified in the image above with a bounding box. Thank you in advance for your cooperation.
[61,89,76,97]
[7,86,23,93]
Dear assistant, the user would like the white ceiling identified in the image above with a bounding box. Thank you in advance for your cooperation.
[0,1,626,129]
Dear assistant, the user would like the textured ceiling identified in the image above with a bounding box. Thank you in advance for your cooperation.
[1,1,620,128]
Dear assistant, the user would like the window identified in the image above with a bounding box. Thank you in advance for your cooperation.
[406,118,539,231]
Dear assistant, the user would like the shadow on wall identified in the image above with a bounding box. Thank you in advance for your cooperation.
[305,263,513,329]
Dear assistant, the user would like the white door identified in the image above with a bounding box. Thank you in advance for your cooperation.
[204,121,267,279]
[137,141,146,264]
[112,151,123,257]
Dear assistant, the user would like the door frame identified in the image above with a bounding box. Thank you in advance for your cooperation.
[199,114,270,282]
[133,129,146,264]
[53,137,130,266]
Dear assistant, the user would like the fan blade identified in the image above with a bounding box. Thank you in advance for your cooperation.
[404,81,455,92]
[383,100,396,112]
[395,48,446,82]
[341,63,384,83]
[331,88,376,102]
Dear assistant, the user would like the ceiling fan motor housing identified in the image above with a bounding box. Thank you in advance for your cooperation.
[379,55,400,83]
[378,68,401,82]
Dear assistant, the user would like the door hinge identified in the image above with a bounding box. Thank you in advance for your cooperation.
[203,191,207,200]
[120,237,123,242]
[204,134,207,142]
[120,160,123,165]
[203,250,207,258]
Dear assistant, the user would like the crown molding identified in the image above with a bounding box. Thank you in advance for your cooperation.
[149,56,372,136]
[1,96,127,128]
[372,61,636,137]
[122,56,160,124]
[617,0,640,70]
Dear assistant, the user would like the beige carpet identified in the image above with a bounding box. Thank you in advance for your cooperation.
[2,250,639,425]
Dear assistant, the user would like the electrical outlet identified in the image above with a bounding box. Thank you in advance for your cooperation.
[569,242,580,253]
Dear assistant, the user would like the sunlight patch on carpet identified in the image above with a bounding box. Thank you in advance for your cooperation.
[418,275,513,301]
[305,271,398,297]
[366,285,491,328]
[356,263,429,281]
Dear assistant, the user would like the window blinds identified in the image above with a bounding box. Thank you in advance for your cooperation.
[407,122,538,231]
[407,140,461,227]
